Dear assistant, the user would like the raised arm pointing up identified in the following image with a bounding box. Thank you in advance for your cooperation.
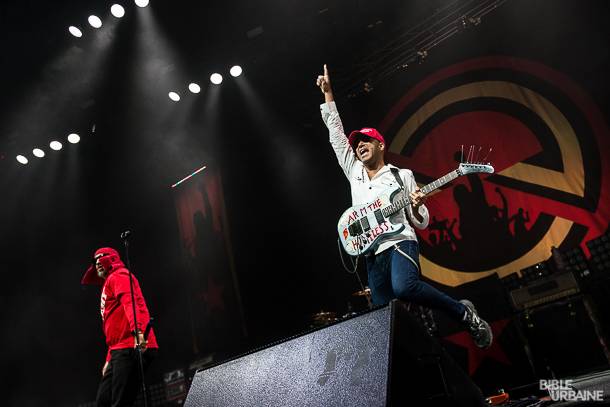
[316,64,334,104]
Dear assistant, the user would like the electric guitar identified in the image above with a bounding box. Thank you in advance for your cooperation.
[337,162,494,256]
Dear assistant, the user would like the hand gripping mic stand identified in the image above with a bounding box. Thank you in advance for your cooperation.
[121,230,149,407]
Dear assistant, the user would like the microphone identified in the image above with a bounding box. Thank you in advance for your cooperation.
[121,230,132,240]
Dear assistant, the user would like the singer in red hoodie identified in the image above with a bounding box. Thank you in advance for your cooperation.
[82,247,159,407]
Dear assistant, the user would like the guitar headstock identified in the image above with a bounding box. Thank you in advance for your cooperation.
[457,145,495,175]
[458,162,494,175]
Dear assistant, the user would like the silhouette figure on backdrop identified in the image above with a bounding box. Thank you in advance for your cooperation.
[425,156,539,271]
[420,150,525,269]
[489,187,513,244]
[452,180,508,260]
[509,208,531,239]
[491,187,508,224]
[428,216,458,256]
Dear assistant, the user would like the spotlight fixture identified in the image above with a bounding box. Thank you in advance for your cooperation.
[16,155,28,165]
[188,83,201,94]
[416,49,428,64]
[88,15,103,29]
[50,141,63,151]
[68,26,83,38]
[67,133,81,144]
[210,73,223,85]
[134,0,150,7]
[111,4,126,18]
[33,148,45,158]
[168,92,180,102]
[229,65,243,77]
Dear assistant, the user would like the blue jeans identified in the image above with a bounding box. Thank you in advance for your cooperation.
[365,240,465,320]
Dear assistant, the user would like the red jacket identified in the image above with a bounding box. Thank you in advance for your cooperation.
[100,268,159,362]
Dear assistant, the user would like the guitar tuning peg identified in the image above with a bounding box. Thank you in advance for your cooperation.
[482,147,493,163]
[475,146,482,163]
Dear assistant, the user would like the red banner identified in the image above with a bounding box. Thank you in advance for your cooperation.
[173,167,245,355]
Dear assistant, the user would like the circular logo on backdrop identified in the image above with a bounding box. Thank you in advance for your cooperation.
[380,56,610,287]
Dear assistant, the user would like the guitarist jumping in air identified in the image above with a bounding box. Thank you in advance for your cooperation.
[317,64,492,348]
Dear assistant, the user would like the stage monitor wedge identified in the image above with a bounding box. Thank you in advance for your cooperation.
[184,300,485,407]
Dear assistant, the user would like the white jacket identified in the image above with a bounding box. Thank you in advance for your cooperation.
[320,101,429,254]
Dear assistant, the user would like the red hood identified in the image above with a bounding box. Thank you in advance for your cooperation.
[81,247,126,285]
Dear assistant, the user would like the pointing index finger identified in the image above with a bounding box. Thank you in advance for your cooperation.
[324,64,329,76]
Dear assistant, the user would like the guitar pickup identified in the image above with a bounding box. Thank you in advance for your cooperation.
[348,221,363,237]
[374,209,384,224]
[360,216,370,231]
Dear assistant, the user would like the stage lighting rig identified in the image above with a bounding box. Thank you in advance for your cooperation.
[341,0,509,99]
[210,73,223,85]
[68,26,83,38]
[111,4,126,18]
[188,83,201,94]
[229,66,243,77]
[67,133,81,144]
[416,50,428,64]
[135,0,150,8]
[88,15,102,29]
[32,148,45,158]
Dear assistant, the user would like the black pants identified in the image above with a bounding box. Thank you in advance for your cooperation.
[96,348,157,407]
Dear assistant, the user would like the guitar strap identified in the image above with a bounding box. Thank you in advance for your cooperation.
[390,169,421,273]
[390,168,409,219]
[390,167,404,188]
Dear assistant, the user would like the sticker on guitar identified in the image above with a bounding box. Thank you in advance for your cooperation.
[337,157,494,257]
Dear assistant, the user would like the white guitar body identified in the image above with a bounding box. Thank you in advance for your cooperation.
[336,162,495,257]
[337,186,406,256]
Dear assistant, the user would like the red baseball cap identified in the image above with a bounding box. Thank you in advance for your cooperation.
[81,247,124,285]
[348,128,385,149]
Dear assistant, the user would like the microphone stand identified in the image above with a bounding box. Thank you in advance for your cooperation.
[121,231,149,407]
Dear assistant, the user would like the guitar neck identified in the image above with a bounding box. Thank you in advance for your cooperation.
[382,169,459,217]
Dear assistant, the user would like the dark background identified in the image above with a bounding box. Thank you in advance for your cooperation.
[0,0,609,405]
